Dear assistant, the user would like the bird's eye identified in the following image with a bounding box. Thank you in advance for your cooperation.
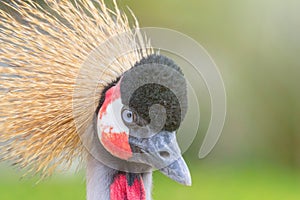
[121,109,136,124]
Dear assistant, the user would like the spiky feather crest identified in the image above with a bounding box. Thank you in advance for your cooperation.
[0,0,151,177]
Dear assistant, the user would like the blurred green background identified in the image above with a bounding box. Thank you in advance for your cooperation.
[1,0,300,199]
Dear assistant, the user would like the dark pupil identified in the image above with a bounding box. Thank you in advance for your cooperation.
[127,112,132,118]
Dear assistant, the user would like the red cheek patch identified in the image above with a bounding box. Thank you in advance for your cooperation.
[101,126,132,160]
[98,78,132,160]
[99,82,121,119]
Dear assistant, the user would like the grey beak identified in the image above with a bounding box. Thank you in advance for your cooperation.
[159,156,192,186]
[128,131,192,186]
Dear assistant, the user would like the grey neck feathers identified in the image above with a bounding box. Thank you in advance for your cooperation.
[86,151,153,200]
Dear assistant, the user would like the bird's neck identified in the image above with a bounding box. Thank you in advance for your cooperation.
[86,154,152,200]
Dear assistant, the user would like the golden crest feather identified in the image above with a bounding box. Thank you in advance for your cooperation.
[0,0,151,177]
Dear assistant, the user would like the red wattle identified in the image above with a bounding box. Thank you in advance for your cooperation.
[110,173,146,200]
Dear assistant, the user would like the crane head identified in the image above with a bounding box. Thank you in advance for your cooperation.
[96,54,191,186]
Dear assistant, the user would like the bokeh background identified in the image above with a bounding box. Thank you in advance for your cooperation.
[1,0,300,199]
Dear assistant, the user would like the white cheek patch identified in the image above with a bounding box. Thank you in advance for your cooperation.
[97,98,129,142]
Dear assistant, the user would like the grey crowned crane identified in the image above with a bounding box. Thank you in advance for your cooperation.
[0,1,191,200]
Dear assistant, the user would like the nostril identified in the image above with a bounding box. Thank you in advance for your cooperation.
[159,151,170,158]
